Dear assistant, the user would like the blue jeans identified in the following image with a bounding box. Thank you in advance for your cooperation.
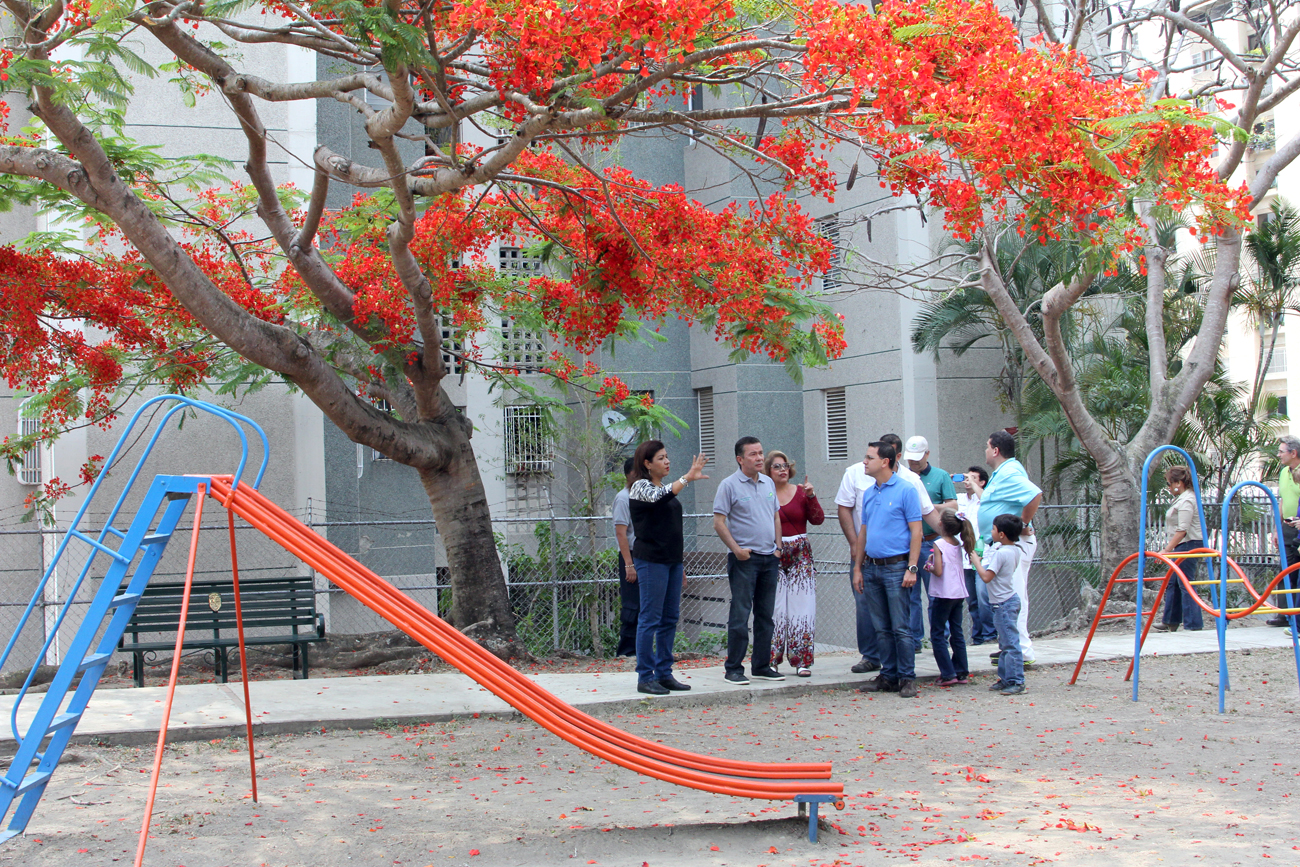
[965,568,997,643]
[908,539,934,651]
[617,557,639,657]
[633,559,682,682]
[725,552,779,675]
[1161,540,1204,630]
[852,573,880,664]
[991,595,1023,687]
[862,561,914,682]
[929,596,968,680]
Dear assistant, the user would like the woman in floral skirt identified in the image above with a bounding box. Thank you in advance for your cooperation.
[764,451,825,677]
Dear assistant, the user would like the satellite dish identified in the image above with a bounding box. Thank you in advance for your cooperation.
[601,409,636,445]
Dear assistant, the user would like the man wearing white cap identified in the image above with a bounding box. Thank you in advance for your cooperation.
[903,435,957,650]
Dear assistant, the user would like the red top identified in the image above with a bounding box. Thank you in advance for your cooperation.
[778,486,825,536]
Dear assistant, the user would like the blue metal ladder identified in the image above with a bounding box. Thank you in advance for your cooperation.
[0,396,268,842]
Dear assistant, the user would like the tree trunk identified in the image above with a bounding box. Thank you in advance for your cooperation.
[1098,467,1143,602]
[416,432,518,651]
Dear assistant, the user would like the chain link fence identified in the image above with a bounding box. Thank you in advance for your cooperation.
[0,497,1288,674]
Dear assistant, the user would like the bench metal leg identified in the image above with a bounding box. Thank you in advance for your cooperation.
[133,651,144,688]
[794,794,836,843]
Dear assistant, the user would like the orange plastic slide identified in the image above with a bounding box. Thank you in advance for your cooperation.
[207,477,843,802]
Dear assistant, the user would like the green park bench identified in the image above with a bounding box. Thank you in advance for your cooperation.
[117,575,325,687]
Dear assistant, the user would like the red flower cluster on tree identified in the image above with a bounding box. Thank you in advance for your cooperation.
[800,0,1251,247]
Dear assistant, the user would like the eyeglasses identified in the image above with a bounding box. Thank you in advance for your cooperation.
[769,463,791,471]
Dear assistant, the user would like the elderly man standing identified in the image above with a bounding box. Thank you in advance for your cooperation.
[903,435,957,649]
[969,430,1043,666]
[852,440,924,699]
[714,436,785,685]
[1270,436,1300,626]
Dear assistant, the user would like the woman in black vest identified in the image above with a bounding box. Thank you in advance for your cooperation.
[628,439,708,695]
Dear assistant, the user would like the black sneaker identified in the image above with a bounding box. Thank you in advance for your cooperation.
[1000,683,1026,695]
[850,657,881,674]
[987,679,1006,691]
[989,650,1002,661]
[724,670,750,686]
[1267,615,1289,627]
[898,679,918,698]
[658,676,692,691]
[751,668,785,681]
[637,680,670,696]
[857,675,898,693]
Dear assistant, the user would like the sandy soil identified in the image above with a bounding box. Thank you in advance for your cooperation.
[5,646,1299,867]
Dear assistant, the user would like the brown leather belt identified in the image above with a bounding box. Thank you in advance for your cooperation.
[865,554,908,566]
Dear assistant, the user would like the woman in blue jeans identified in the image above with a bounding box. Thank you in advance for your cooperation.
[627,439,709,696]
[1155,465,1204,632]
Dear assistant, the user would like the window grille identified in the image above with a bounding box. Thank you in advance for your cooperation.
[371,400,394,462]
[17,399,41,486]
[696,387,715,458]
[504,405,553,475]
[817,216,844,291]
[825,387,848,462]
[497,246,546,372]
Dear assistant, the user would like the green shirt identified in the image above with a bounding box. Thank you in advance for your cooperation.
[1282,466,1300,519]
[916,463,957,507]
[916,463,957,540]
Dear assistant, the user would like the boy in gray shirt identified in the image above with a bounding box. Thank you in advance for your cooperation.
[970,514,1025,695]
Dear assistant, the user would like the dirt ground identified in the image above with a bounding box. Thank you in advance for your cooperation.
[6,645,1299,867]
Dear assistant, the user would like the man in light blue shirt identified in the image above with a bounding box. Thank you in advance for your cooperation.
[970,430,1043,663]
[851,441,923,698]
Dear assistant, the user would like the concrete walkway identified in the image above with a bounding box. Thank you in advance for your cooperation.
[3,624,1296,747]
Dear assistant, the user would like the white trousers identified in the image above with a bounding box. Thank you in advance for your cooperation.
[1013,533,1038,661]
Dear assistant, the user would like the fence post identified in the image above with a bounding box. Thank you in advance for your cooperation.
[549,508,560,652]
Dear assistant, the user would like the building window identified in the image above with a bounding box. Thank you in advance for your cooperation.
[695,387,715,458]
[17,399,41,486]
[1273,395,1289,418]
[825,387,848,462]
[504,405,553,475]
[1250,119,1276,152]
[1267,346,1287,376]
[817,216,844,291]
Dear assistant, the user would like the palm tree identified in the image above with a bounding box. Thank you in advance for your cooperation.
[1234,200,1300,470]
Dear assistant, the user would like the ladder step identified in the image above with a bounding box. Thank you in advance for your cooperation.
[48,711,82,734]
[76,652,114,674]
[0,829,20,843]
[107,592,142,610]
[69,530,131,565]
[141,532,172,546]
[3,770,52,796]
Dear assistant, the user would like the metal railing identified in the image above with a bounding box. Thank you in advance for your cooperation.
[0,499,1286,670]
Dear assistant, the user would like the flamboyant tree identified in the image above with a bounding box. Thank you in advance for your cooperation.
[950,0,1300,580]
[0,0,1251,645]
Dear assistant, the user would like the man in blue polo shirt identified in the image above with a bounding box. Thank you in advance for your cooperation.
[851,441,923,698]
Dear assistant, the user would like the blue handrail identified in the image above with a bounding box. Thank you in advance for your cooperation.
[1133,446,1210,701]
[0,396,269,743]
[1216,480,1299,713]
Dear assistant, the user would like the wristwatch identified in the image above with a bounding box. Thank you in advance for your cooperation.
[907,564,918,574]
